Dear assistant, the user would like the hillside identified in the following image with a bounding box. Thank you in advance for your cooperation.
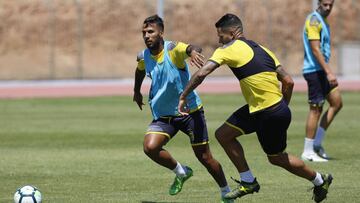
[0,0,359,80]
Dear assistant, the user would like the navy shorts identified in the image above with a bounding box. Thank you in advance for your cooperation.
[225,100,291,155]
[146,108,209,146]
[303,71,335,106]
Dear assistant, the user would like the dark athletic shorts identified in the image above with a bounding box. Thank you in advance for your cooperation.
[303,71,336,106]
[146,108,209,146]
[225,100,291,155]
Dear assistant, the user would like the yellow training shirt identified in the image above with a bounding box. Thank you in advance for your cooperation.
[209,38,282,113]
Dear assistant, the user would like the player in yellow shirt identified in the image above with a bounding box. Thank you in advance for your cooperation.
[178,13,332,202]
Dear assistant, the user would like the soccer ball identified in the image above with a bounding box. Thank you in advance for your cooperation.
[13,185,42,203]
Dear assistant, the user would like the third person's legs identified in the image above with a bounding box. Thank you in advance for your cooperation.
[314,89,343,158]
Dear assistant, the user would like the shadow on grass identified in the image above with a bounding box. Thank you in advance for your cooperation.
[141,201,195,203]
[326,157,339,161]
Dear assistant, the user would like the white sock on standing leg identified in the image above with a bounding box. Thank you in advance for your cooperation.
[303,138,315,154]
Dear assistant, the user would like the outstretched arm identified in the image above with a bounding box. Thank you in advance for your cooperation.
[276,65,294,105]
[178,61,219,114]
[133,68,146,110]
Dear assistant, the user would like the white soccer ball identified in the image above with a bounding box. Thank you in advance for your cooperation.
[14,185,42,203]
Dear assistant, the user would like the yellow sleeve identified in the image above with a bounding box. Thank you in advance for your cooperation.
[209,41,254,68]
[260,45,281,67]
[136,51,145,71]
[306,15,322,40]
[209,48,228,66]
[168,41,189,69]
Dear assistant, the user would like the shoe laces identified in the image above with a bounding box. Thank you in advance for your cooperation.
[230,176,257,194]
[230,176,241,184]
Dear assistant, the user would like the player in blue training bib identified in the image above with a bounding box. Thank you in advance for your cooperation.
[133,15,232,202]
[301,0,343,163]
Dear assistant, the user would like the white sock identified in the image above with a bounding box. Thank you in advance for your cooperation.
[311,172,324,186]
[240,170,255,183]
[220,185,231,197]
[314,127,325,147]
[303,138,315,154]
[172,162,186,177]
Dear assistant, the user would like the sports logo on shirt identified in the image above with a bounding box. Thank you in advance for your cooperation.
[310,16,320,26]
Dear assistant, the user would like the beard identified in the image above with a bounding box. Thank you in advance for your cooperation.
[146,38,163,51]
[318,8,331,17]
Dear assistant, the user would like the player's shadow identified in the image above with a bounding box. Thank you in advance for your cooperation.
[141,201,194,203]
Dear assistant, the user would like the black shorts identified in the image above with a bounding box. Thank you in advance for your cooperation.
[146,108,209,146]
[225,100,291,155]
[303,71,335,106]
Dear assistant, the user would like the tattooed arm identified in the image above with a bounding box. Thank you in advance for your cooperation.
[276,65,294,105]
[178,61,219,114]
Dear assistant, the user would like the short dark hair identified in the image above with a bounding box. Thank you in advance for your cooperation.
[318,0,334,3]
[215,13,243,33]
[143,15,164,31]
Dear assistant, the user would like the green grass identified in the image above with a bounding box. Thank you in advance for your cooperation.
[1,92,359,202]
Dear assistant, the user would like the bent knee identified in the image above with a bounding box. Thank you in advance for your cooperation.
[196,152,212,163]
[267,156,280,166]
[196,152,218,167]
[143,134,168,155]
[267,154,286,166]
[143,142,160,155]
[329,93,343,111]
[215,128,231,144]
[335,101,343,111]
[215,125,240,143]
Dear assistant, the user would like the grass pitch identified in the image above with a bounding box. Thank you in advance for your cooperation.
[0,92,359,202]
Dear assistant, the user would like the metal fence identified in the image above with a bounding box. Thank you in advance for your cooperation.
[0,0,359,80]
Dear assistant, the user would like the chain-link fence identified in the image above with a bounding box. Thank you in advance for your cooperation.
[0,0,359,80]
